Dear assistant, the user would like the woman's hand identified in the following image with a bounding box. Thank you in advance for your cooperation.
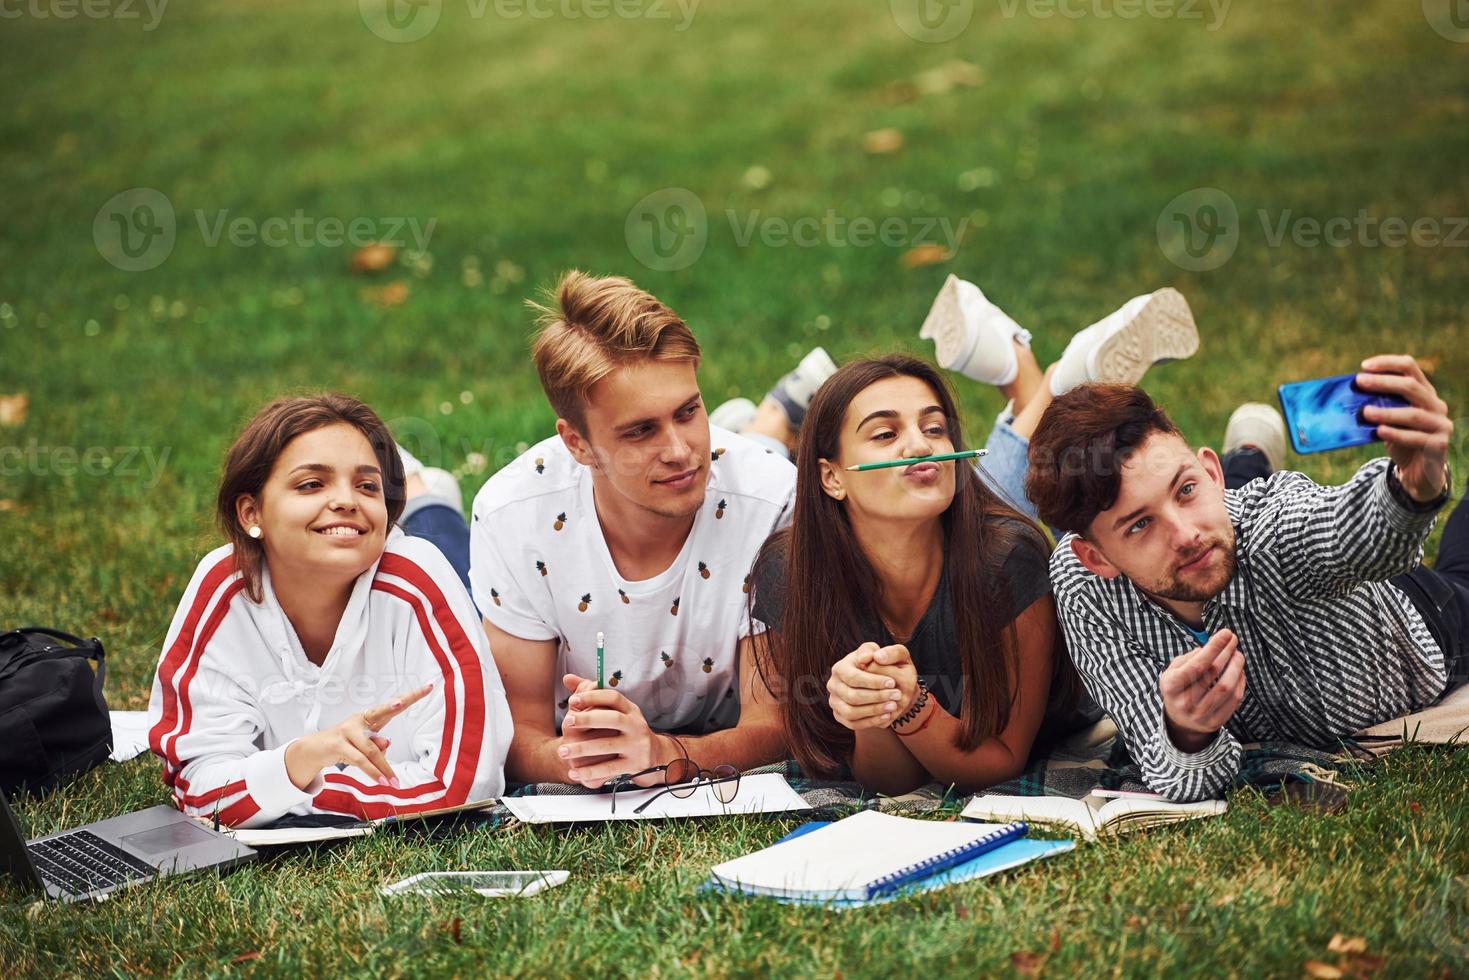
[866,645,921,717]
[826,642,907,730]
[285,683,434,790]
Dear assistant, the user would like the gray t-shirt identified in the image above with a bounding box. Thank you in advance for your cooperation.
[751,517,1054,715]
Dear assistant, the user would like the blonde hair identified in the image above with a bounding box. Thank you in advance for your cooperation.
[528,270,702,431]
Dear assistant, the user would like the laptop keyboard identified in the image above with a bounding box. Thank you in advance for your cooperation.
[28,830,156,896]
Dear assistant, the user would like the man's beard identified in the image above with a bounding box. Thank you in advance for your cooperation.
[1140,536,1239,604]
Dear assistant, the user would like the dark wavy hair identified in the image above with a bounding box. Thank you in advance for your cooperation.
[750,354,1059,778]
[216,393,406,602]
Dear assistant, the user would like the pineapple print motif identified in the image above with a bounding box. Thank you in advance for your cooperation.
[660,651,673,669]
[715,498,727,519]
[535,457,545,474]
[701,657,714,674]
[698,561,710,580]
[742,574,751,595]
[670,596,680,616]
[554,512,567,531]
[490,588,502,607]
[578,593,591,612]
[558,697,569,710]
[618,589,629,604]
[609,670,623,688]
[711,447,726,461]
[536,560,548,577]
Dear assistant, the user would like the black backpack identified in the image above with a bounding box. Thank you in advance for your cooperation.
[0,628,112,797]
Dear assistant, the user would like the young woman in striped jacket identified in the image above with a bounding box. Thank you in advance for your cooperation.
[147,393,512,828]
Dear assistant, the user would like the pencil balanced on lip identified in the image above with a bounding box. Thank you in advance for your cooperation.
[845,449,988,472]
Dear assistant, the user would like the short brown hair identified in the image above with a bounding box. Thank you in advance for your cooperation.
[216,393,406,602]
[1025,383,1183,537]
[528,270,701,432]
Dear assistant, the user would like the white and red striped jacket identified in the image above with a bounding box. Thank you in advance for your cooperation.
[147,530,512,828]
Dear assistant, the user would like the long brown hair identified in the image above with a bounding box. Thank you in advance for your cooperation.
[751,354,1050,777]
[216,393,407,603]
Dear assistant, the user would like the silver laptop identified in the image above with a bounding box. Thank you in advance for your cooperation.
[0,788,256,902]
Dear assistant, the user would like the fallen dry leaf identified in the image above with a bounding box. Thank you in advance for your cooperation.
[1303,962,1344,979]
[232,951,262,963]
[0,393,29,427]
[0,500,16,512]
[901,244,951,269]
[915,59,984,95]
[1342,952,1384,977]
[1009,951,1044,977]
[362,281,410,308]
[1049,927,1061,953]
[862,128,904,155]
[1328,935,1367,955]
[350,242,397,274]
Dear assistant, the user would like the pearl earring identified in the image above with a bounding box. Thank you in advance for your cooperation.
[247,525,262,539]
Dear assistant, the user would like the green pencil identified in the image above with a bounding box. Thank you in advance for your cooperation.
[596,631,605,689]
[846,449,987,471]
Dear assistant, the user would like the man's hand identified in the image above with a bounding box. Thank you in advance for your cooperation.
[558,673,671,788]
[826,642,908,731]
[1159,630,1246,754]
[1358,354,1454,503]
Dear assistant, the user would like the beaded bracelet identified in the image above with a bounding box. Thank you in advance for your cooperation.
[890,678,929,731]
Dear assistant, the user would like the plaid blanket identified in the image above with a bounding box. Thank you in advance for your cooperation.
[485,718,1351,823]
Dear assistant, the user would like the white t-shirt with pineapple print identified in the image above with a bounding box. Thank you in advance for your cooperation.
[469,425,795,735]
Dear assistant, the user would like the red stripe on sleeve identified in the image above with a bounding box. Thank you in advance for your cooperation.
[148,554,240,761]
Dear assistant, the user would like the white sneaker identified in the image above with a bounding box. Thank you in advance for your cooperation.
[919,274,1032,385]
[708,396,759,432]
[1224,403,1287,473]
[397,442,424,478]
[1050,287,1199,396]
[418,466,464,516]
[767,347,839,429]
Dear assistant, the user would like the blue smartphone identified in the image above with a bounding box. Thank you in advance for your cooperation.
[1277,373,1408,454]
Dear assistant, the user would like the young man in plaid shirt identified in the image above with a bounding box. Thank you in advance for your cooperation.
[1026,355,1465,801]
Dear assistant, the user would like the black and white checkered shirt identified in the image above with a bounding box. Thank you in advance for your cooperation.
[1051,457,1448,802]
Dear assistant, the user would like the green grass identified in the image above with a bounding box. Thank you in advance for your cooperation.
[1,0,1467,974]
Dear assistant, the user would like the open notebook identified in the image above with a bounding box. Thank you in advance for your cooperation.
[961,792,1225,841]
[708,810,1032,903]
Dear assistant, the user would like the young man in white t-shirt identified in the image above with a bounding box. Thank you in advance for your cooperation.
[470,271,801,788]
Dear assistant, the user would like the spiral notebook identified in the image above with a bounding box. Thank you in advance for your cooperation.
[708,810,1029,903]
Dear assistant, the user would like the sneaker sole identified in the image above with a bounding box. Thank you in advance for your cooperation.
[1090,287,1199,385]
[920,275,977,371]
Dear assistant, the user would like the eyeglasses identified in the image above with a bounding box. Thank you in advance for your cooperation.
[605,758,741,815]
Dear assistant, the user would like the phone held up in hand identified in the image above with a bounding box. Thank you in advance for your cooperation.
[1277,373,1410,455]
